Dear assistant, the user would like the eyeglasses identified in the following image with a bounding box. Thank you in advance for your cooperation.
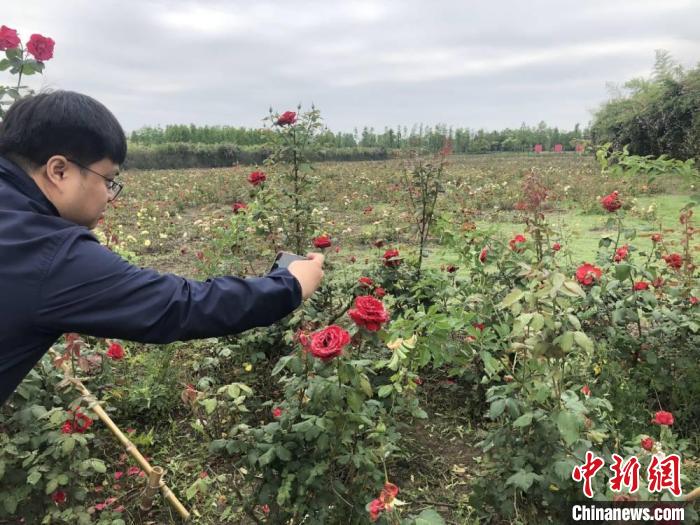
[67,158,123,201]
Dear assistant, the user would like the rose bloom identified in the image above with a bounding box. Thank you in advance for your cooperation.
[231,201,247,214]
[307,325,351,361]
[479,247,488,263]
[652,276,664,288]
[26,33,55,61]
[272,407,283,418]
[247,171,266,186]
[691,296,699,305]
[652,410,674,426]
[374,287,386,298]
[633,281,649,291]
[106,342,124,360]
[379,482,399,506]
[358,276,374,288]
[641,437,654,451]
[313,235,332,249]
[368,498,385,522]
[663,253,682,270]
[509,234,526,252]
[349,295,389,331]
[472,322,485,331]
[651,233,662,243]
[276,111,297,126]
[613,245,629,263]
[600,190,622,212]
[51,490,67,504]
[552,242,561,252]
[0,25,21,50]
[445,264,457,273]
[62,409,93,434]
[383,248,400,267]
[581,385,591,397]
[575,263,602,286]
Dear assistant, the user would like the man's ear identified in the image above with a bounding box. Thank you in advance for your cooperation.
[44,155,70,185]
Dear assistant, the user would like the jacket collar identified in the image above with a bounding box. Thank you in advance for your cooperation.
[0,155,60,216]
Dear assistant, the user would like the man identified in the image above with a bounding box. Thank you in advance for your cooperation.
[0,90,324,405]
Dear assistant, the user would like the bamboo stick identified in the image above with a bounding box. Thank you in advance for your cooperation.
[53,353,191,521]
[140,466,164,511]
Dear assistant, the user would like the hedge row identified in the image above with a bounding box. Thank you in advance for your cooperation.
[124,143,390,169]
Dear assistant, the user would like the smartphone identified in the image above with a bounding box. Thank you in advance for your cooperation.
[270,251,307,272]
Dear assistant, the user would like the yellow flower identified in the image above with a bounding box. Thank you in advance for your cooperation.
[243,363,253,372]
[593,364,602,376]
[144,239,151,247]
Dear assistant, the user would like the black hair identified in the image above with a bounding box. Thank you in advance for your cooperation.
[0,90,127,168]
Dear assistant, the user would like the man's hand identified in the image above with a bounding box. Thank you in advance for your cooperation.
[288,253,325,300]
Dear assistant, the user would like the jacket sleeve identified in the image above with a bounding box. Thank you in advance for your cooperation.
[34,230,302,343]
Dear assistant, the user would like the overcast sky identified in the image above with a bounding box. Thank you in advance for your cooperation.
[3,0,699,134]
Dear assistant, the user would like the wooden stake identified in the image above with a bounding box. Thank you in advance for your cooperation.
[53,352,191,521]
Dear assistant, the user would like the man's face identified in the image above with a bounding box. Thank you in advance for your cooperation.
[44,156,120,229]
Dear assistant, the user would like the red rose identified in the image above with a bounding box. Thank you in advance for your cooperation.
[106,342,124,360]
[26,33,55,61]
[0,25,21,50]
[368,498,385,522]
[641,437,654,451]
[383,249,400,267]
[358,277,374,288]
[349,296,389,331]
[313,235,332,249]
[575,263,602,286]
[509,234,526,252]
[652,277,664,288]
[307,325,351,361]
[128,466,141,476]
[601,190,622,212]
[445,264,457,273]
[247,171,266,186]
[380,482,399,505]
[62,409,93,434]
[276,111,297,126]
[581,385,591,397]
[633,281,649,291]
[552,242,561,252]
[196,251,205,261]
[691,296,698,305]
[261,504,270,515]
[232,202,247,214]
[363,206,373,214]
[651,233,662,243]
[479,247,488,263]
[349,255,357,263]
[374,287,386,298]
[272,407,283,418]
[662,253,682,270]
[51,490,67,504]
[61,421,73,434]
[652,410,674,426]
[613,245,629,263]
[114,471,124,480]
[472,322,485,331]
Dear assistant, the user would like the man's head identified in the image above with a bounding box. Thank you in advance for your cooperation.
[0,90,127,229]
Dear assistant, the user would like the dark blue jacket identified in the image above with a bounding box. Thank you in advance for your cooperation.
[0,156,302,405]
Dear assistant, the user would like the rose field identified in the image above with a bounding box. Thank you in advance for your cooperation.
[2,109,699,525]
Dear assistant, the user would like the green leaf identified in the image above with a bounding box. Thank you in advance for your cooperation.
[90,459,107,473]
[614,264,632,281]
[506,470,541,492]
[556,411,580,446]
[562,280,586,298]
[513,412,533,428]
[556,331,574,353]
[0,59,10,71]
[272,356,293,376]
[27,470,41,485]
[258,447,276,466]
[489,399,506,419]
[359,375,373,397]
[499,289,524,308]
[275,446,292,462]
[573,331,594,352]
[62,437,75,455]
[200,398,217,414]
[377,385,393,398]
[554,459,576,481]
[414,508,446,525]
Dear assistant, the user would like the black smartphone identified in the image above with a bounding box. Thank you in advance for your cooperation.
[270,251,307,272]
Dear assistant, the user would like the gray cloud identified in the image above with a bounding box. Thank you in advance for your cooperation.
[3,0,699,133]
